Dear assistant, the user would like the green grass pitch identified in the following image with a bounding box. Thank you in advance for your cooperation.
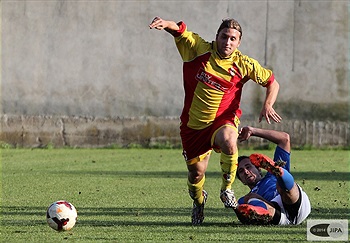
[1,148,349,242]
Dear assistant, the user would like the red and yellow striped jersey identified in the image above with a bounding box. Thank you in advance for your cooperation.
[173,22,275,130]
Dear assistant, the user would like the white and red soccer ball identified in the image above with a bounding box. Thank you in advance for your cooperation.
[46,200,77,231]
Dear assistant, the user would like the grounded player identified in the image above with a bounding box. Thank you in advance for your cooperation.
[234,126,311,225]
[149,17,282,225]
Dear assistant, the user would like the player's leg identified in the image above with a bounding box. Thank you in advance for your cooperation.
[213,125,239,208]
[187,154,210,225]
[187,154,210,205]
[269,189,311,225]
[250,153,298,203]
[181,124,214,225]
[276,184,311,224]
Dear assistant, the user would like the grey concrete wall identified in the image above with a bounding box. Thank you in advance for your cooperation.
[1,0,348,119]
[0,115,348,149]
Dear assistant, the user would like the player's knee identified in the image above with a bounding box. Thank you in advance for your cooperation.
[215,128,238,154]
[224,141,238,154]
[188,170,205,184]
[217,140,237,155]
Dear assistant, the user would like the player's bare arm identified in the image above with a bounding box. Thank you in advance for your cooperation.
[149,16,180,35]
[259,80,282,124]
[239,126,290,152]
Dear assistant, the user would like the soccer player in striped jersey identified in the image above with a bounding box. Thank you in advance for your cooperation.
[235,126,311,225]
[149,17,282,225]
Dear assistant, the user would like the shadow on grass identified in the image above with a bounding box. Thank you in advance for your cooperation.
[58,170,349,181]
[310,207,350,219]
[1,205,349,228]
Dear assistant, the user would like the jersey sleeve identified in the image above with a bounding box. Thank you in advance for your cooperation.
[238,196,245,205]
[173,22,209,62]
[235,53,275,87]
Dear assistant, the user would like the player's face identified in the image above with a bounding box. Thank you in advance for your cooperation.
[237,158,262,187]
[216,28,241,57]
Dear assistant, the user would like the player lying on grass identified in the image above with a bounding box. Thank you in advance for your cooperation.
[234,126,311,225]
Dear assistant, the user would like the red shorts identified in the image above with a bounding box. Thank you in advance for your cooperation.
[180,115,240,164]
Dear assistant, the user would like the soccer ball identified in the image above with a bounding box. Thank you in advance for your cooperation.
[46,200,77,231]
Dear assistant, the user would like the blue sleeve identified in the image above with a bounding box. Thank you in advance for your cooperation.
[238,196,245,205]
[273,146,291,172]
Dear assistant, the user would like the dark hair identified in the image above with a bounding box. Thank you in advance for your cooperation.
[217,18,242,39]
[238,155,249,163]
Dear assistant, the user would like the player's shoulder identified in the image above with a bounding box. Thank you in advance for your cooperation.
[233,50,258,66]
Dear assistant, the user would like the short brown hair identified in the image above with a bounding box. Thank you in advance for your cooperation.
[217,18,242,39]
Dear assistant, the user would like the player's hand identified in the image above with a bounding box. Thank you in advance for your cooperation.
[238,126,253,142]
[259,105,282,124]
[149,16,167,30]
